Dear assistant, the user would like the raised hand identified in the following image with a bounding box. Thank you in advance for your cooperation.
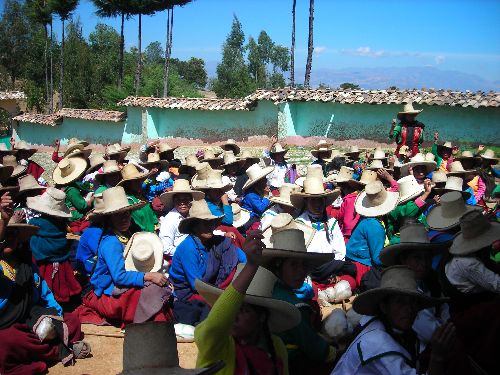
[241,230,264,266]
[0,192,14,221]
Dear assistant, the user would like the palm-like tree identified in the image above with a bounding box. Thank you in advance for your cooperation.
[290,0,296,87]
[304,0,314,88]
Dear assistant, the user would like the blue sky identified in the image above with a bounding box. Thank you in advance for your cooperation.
[3,0,500,81]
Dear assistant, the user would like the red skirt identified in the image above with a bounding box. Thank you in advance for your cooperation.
[0,312,82,375]
[217,225,245,249]
[38,261,82,303]
[69,219,90,234]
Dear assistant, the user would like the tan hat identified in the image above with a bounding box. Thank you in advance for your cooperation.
[366,159,393,173]
[347,169,379,190]
[242,163,274,191]
[480,149,497,161]
[95,160,122,184]
[2,155,27,178]
[270,143,288,156]
[120,322,221,375]
[26,187,72,218]
[159,179,204,211]
[4,220,39,242]
[344,145,360,157]
[447,161,475,177]
[86,154,106,175]
[455,150,480,163]
[425,153,436,162]
[183,154,201,168]
[17,174,45,195]
[238,150,260,165]
[52,157,88,185]
[269,183,301,207]
[397,175,425,204]
[117,164,152,186]
[431,170,447,185]
[0,182,19,195]
[433,176,471,200]
[93,186,146,216]
[178,198,224,234]
[201,149,223,163]
[14,140,37,157]
[87,193,104,222]
[295,164,325,187]
[105,143,131,157]
[63,138,89,158]
[397,102,423,118]
[354,181,399,217]
[380,223,442,266]
[231,203,251,228]
[353,266,444,316]
[262,213,316,247]
[399,153,437,177]
[140,153,168,169]
[191,163,231,191]
[329,149,346,160]
[438,141,453,150]
[426,191,479,230]
[64,147,92,160]
[221,139,240,155]
[450,210,500,255]
[221,151,245,169]
[371,147,387,160]
[158,143,178,155]
[325,166,354,183]
[311,140,332,158]
[123,232,163,273]
[290,177,340,210]
[196,264,301,332]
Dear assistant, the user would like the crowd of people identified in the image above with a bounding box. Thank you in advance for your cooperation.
[0,102,499,375]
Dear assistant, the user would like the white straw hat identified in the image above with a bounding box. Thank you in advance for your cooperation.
[238,150,260,165]
[290,177,340,210]
[14,140,37,157]
[262,213,316,248]
[159,179,204,211]
[221,151,245,169]
[269,183,301,207]
[17,174,45,195]
[366,159,393,172]
[269,143,288,156]
[455,150,480,162]
[425,153,435,162]
[221,139,240,155]
[2,155,27,178]
[63,138,89,158]
[231,203,251,228]
[311,140,332,158]
[52,157,88,185]
[26,187,72,218]
[371,147,387,160]
[397,175,425,204]
[295,164,325,187]
[242,163,274,191]
[450,210,500,255]
[140,153,169,169]
[158,143,178,155]
[397,102,423,118]
[105,143,131,157]
[123,232,163,273]
[354,181,399,217]
[399,153,437,177]
[426,191,479,230]
[86,154,106,175]
[433,176,471,200]
[431,170,447,185]
[347,169,379,190]
[191,163,231,191]
[93,186,146,216]
[480,149,497,161]
[117,164,152,186]
[344,145,360,157]
[178,198,224,234]
[325,166,354,183]
[447,161,475,177]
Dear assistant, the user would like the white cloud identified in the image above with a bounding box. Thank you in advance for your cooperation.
[314,46,327,55]
[435,55,445,64]
[341,46,385,57]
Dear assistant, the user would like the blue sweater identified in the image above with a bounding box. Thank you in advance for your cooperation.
[29,216,69,263]
[346,218,385,266]
[241,190,270,218]
[90,233,145,297]
[76,226,104,276]
[206,199,233,225]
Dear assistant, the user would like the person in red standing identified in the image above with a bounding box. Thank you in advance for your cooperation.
[389,102,425,158]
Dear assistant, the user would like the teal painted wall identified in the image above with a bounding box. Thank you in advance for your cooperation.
[123,107,144,143]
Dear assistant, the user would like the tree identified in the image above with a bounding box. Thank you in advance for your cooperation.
[144,41,164,65]
[339,82,360,90]
[304,0,314,88]
[247,37,266,87]
[171,57,207,88]
[50,0,79,109]
[290,0,296,87]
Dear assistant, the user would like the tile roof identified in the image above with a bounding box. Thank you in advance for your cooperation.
[0,91,26,101]
[117,96,256,111]
[58,108,126,122]
[12,113,63,126]
[245,88,500,108]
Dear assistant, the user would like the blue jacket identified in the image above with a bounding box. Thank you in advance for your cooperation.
[76,226,104,276]
[90,232,144,297]
[241,191,270,218]
[346,218,385,266]
[206,199,233,225]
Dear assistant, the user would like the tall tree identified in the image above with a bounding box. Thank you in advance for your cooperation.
[49,0,79,109]
[290,0,296,87]
[304,0,314,88]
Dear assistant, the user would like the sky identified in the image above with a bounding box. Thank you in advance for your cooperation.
[3,0,500,81]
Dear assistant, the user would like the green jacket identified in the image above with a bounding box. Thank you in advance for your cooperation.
[387,200,420,244]
[127,195,158,232]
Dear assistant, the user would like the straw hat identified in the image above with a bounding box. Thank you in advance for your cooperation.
[14,140,37,157]
[450,210,500,255]
[290,177,340,210]
[347,169,379,190]
[262,213,316,247]
[325,166,354,183]
[354,181,399,217]
[438,141,453,150]
[238,150,260,165]
[433,176,471,200]
[480,149,497,161]
[64,147,92,160]
[105,143,131,157]
[221,151,245,169]
[366,159,393,173]
[397,175,425,204]
[63,138,89,158]
[455,150,480,163]
[270,143,288,156]
[196,264,301,332]
[87,193,104,222]
[0,143,17,156]
[329,149,346,160]
[26,187,72,218]
[95,160,121,182]
[159,179,204,211]
[231,203,251,228]
[123,232,163,273]
[158,143,178,155]
[344,145,360,157]
[178,198,224,234]
[117,164,152,186]
[242,163,274,191]
[201,149,223,164]
[399,153,437,177]
[93,186,146,216]
[371,147,387,160]
[191,163,231,191]
[311,140,332,158]
[295,164,325,187]
[121,322,222,375]
[221,139,240,155]
[86,154,106,175]
[447,161,475,177]
[269,183,301,207]
[431,170,447,185]
[2,155,27,178]
[5,220,40,242]
[17,174,45,195]
[52,157,88,185]
[426,191,479,230]
[380,223,442,266]
[353,266,444,316]
[425,153,435,162]
[140,153,168,169]
[397,102,423,119]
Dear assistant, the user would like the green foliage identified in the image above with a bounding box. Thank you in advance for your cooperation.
[49,0,79,20]
[339,82,361,90]
[24,80,46,112]
[144,41,164,65]
[171,57,207,88]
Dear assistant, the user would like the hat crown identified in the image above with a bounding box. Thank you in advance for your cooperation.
[303,177,326,195]
[359,169,378,184]
[231,202,241,217]
[121,164,143,179]
[444,176,463,191]
[441,141,453,149]
[57,158,75,178]
[184,154,200,167]
[271,143,286,153]
[39,187,66,210]
[448,161,467,173]
[270,228,307,253]
[304,164,324,180]
[223,151,238,164]
[402,102,417,112]
[461,150,474,158]
[432,170,447,184]
[2,155,17,167]
[15,140,31,150]
[246,163,266,180]
[440,191,467,218]
[459,210,494,240]
[159,143,174,153]
[146,153,161,163]
[89,154,105,168]
[373,149,386,159]
[204,149,217,159]
[18,174,40,190]
[379,265,418,290]
[278,183,300,199]
[364,181,388,206]
[399,223,431,244]
[171,178,192,192]
[195,162,211,180]
[270,213,294,230]
[337,166,354,179]
[234,264,278,298]
[397,175,424,199]
[206,170,224,186]
[131,243,155,272]
[102,160,120,173]
[425,153,435,162]
[483,149,496,158]
[189,198,217,219]
[348,145,359,153]
[369,159,384,169]
[102,186,131,212]
[410,153,426,163]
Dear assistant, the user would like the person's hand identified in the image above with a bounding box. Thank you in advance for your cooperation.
[478,144,485,152]
[433,195,441,204]
[224,231,236,240]
[430,322,457,362]
[270,134,278,145]
[376,168,391,181]
[391,118,397,127]
[10,210,25,224]
[0,193,14,221]
[53,139,60,148]
[241,230,264,266]
[424,178,432,193]
[220,194,229,206]
[144,272,168,287]
[264,185,271,195]
[150,167,159,175]
[433,131,439,142]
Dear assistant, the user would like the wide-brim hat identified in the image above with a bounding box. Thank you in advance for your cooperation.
[399,153,437,177]
[17,174,45,195]
[26,187,72,218]
[14,140,37,157]
[232,203,251,228]
[201,149,223,163]
[65,148,92,160]
[159,179,205,211]
[117,164,152,186]
[397,175,425,205]
[325,166,355,184]
[269,183,301,207]
[93,186,146,216]
[269,143,288,156]
[106,143,131,157]
[311,140,332,158]
[0,143,17,156]
[178,199,224,234]
[344,146,361,157]
[195,264,301,332]
[366,159,393,173]
[221,151,245,169]
[397,102,423,119]
[290,178,340,210]
[0,165,14,182]
[238,150,260,165]
[446,161,475,177]
[140,153,169,169]
[191,164,231,191]
[52,157,88,185]
[262,213,315,245]
[347,170,379,190]
[295,164,325,188]
[123,232,163,273]
[2,155,27,178]
[449,210,500,256]
[437,141,453,151]
[380,223,443,266]
[0,183,20,196]
[455,151,481,163]
[158,143,178,155]
[63,140,90,158]
[426,191,479,230]
[354,181,399,217]
[480,149,497,161]
[353,266,445,316]
[86,154,106,175]
[5,222,40,242]
[242,164,274,191]
[221,139,240,155]
[371,148,388,160]
[433,176,471,201]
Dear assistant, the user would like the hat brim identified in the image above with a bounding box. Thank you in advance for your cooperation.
[140,159,170,169]
[366,166,394,173]
[380,242,444,266]
[10,165,27,178]
[399,161,437,177]
[480,154,498,161]
[159,190,205,211]
[397,109,423,119]
[270,149,288,156]
[26,196,72,218]
[398,185,425,205]
[447,169,476,177]
[195,279,301,332]
[6,223,39,242]
[269,196,294,207]
[261,248,333,268]
[449,222,500,255]
[15,148,37,157]
[426,204,479,230]
[0,185,20,196]
[52,157,88,185]
[344,151,361,157]
[233,208,251,228]
[94,201,147,217]
[325,174,352,184]
[86,161,106,175]
[354,190,400,217]
[124,233,164,273]
[178,215,224,234]
[117,170,153,186]
[432,188,471,201]
[0,166,14,182]
[242,166,275,191]
[107,146,131,156]
[311,149,332,158]
[221,144,241,155]
[222,160,246,169]
[17,185,45,196]
[290,190,340,210]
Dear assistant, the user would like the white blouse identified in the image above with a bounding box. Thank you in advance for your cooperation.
[445,256,500,294]
[158,208,187,256]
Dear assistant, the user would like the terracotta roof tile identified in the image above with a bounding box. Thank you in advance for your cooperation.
[12,113,63,126]
[58,108,126,122]
[0,91,26,100]
[117,96,255,111]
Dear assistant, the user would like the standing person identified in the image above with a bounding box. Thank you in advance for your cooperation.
[265,135,293,192]
[389,102,425,158]
[12,140,45,183]
[311,140,333,177]
[431,132,455,173]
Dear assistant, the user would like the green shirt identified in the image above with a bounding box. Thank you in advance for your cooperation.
[127,195,158,233]
[387,200,420,244]
[65,185,88,222]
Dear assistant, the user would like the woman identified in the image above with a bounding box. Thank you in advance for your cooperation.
[79,186,173,328]
[13,174,44,223]
[94,160,121,195]
[399,153,437,183]
[431,132,455,173]
[195,236,302,375]
[169,199,247,326]
[311,140,333,177]
[265,135,294,192]
[27,188,83,304]
[332,266,455,375]
[389,102,425,158]
[241,163,274,231]
[0,204,89,374]
[260,183,300,231]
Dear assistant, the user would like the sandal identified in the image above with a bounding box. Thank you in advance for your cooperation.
[72,340,92,359]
